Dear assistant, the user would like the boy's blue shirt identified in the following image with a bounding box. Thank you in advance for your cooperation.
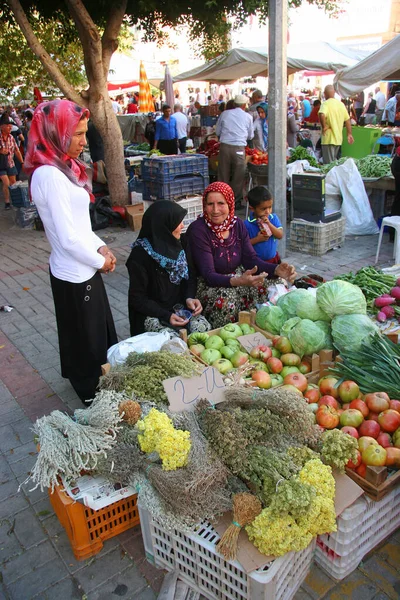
[244,211,282,260]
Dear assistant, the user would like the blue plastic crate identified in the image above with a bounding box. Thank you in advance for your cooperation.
[128,178,144,194]
[143,174,209,201]
[9,185,33,208]
[142,155,208,181]
[200,116,218,127]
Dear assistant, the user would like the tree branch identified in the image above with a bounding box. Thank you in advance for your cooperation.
[101,0,128,78]
[8,0,81,104]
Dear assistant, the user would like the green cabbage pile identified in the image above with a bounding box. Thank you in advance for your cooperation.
[276,289,309,318]
[296,295,330,322]
[331,314,378,354]
[256,305,286,334]
[288,319,327,357]
[316,280,366,319]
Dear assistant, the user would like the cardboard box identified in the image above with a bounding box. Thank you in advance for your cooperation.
[125,203,144,231]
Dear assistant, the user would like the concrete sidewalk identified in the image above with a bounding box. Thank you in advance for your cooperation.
[0,206,399,600]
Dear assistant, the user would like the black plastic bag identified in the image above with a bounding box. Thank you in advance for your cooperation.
[89,195,126,231]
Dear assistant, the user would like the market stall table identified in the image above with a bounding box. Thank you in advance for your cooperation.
[363,175,395,219]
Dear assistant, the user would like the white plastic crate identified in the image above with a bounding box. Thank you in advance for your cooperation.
[289,217,345,256]
[176,196,203,232]
[138,504,315,600]
[315,486,400,580]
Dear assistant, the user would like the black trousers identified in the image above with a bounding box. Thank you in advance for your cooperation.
[391,155,400,216]
[50,270,117,403]
[158,139,178,155]
[178,137,187,154]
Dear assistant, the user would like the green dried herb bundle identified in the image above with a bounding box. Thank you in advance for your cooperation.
[319,429,359,473]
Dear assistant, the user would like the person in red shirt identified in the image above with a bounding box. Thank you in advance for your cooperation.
[0,114,24,209]
[127,99,138,114]
[305,99,321,123]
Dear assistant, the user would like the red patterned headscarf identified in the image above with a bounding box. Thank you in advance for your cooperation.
[25,99,91,191]
[202,181,237,241]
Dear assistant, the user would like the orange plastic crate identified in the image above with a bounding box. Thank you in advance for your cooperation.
[49,484,140,560]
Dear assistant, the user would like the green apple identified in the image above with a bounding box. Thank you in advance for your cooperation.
[187,332,209,347]
[225,339,241,350]
[281,366,300,378]
[212,358,234,374]
[270,374,284,387]
[205,335,225,351]
[219,324,243,341]
[200,348,222,365]
[271,348,281,358]
[220,346,236,360]
[240,323,255,335]
[249,359,268,372]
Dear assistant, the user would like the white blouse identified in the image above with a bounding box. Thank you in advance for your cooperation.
[31,165,105,283]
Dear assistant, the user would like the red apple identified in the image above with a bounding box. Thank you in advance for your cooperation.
[342,403,350,410]
[377,432,393,448]
[368,412,380,423]
[341,426,359,439]
[364,392,390,413]
[347,449,362,469]
[319,376,339,399]
[338,380,360,403]
[389,400,400,413]
[349,399,369,418]
[318,395,339,410]
[299,360,311,374]
[273,336,292,354]
[283,372,308,393]
[358,420,381,439]
[250,345,272,362]
[378,409,400,433]
[279,384,303,396]
[251,370,272,389]
[266,357,283,374]
[304,388,321,404]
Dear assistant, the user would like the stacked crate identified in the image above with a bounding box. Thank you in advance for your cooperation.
[142,155,209,202]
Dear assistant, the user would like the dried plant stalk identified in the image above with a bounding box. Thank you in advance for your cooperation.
[216,493,262,561]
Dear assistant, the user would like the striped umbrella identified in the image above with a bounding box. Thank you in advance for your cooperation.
[139,61,154,113]
[164,64,175,108]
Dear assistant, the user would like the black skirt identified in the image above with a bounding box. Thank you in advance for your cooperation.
[50,270,117,380]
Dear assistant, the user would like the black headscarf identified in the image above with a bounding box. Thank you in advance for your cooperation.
[132,201,189,284]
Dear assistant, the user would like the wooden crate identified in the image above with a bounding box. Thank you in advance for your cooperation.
[345,467,400,502]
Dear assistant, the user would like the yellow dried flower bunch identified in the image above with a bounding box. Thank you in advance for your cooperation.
[246,458,336,557]
[119,400,142,425]
[137,408,191,471]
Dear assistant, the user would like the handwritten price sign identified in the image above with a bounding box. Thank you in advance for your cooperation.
[237,332,272,353]
[163,367,226,412]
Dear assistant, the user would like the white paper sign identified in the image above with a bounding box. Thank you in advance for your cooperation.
[163,367,226,412]
[237,332,272,353]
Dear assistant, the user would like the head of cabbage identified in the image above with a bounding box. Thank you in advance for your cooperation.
[288,319,327,357]
[316,280,366,319]
[331,314,379,354]
[314,320,333,350]
[296,293,330,322]
[281,317,301,337]
[276,288,310,318]
[255,305,286,334]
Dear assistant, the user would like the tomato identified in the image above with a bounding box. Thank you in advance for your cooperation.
[378,409,400,433]
[318,395,339,410]
[385,447,400,467]
[364,392,390,413]
[377,432,392,448]
[368,412,380,423]
[316,405,340,429]
[349,399,369,418]
[358,420,380,439]
[342,426,359,439]
[362,444,387,467]
[389,400,400,413]
[338,380,360,403]
[355,463,367,478]
[346,449,362,469]
[358,436,378,452]
[340,409,364,428]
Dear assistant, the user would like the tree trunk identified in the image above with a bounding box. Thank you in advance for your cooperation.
[88,89,128,206]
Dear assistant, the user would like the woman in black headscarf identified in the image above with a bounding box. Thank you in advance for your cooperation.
[126,201,210,336]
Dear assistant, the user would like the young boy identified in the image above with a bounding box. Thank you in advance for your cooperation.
[245,186,283,263]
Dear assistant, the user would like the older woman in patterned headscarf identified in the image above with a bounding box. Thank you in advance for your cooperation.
[186,182,296,327]
[25,99,117,403]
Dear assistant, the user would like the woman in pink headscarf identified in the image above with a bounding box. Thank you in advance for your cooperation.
[25,99,117,403]
[186,182,296,327]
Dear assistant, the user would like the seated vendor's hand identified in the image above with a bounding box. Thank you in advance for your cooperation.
[186,298,202,316]
[169,313,190,327]
[234,266,268,288]
[274,262,297,283]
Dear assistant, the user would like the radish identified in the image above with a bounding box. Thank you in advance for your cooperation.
[396,278,400,287]
[381,305,396,318]
[375,296,396,307]
[390,287,400,300]
[376,311,388,322]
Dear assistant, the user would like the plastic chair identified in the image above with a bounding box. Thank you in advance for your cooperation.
[371,134,395,157]
[375,216,400,265]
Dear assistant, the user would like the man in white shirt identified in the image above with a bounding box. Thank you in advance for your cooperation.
[174,104,189,153]
[111,98,120,114]
[374,87,386,124]
[216,94,254,209]
[383,92,400,125]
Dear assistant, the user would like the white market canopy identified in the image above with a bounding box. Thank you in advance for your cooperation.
[168,43,369,85]
[334,35,400,97]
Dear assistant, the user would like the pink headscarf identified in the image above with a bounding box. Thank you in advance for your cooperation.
[25,99,91,191]
[202,181,238,241]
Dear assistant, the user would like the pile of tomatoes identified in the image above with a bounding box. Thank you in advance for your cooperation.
[245,147,269,165]
[199,139,220,157]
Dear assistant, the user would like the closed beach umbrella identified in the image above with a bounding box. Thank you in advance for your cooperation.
[139,61,154,113]
[164,65,174,108]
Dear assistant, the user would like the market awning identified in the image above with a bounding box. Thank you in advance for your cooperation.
[107,81,139,91]
[166,43,369,85]
[334,35,400,97]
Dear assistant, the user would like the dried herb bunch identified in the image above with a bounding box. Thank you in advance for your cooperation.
[216,493,262,561]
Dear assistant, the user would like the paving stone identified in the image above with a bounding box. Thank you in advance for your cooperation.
[37,576,82,600]
[322,569,379,600]
[31,496,54,522]
[74,546,133,593]
[10,420,35,445]
[0,456,14,484]
[41,514,65,538]
[9,453,36,480]
[359,555,400,600]
[86,564,149,600]
[50,529,90,574]
[302,564,337,600]
[133,587,157,600]
[1,540,57,586]
[0,426,23,453]
[0,493,28,520]
[18,480,47,505]
[12,508,47,549]
[0,520,22,564]
[0,479,20,503]
[0,399,19,415]
[7,556,68,600]
[293,589,314,600]
[376,541,400,573]
[6,441,37,465]
[0,407,26,426]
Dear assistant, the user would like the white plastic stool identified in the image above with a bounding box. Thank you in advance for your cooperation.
[375,216,400,265]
